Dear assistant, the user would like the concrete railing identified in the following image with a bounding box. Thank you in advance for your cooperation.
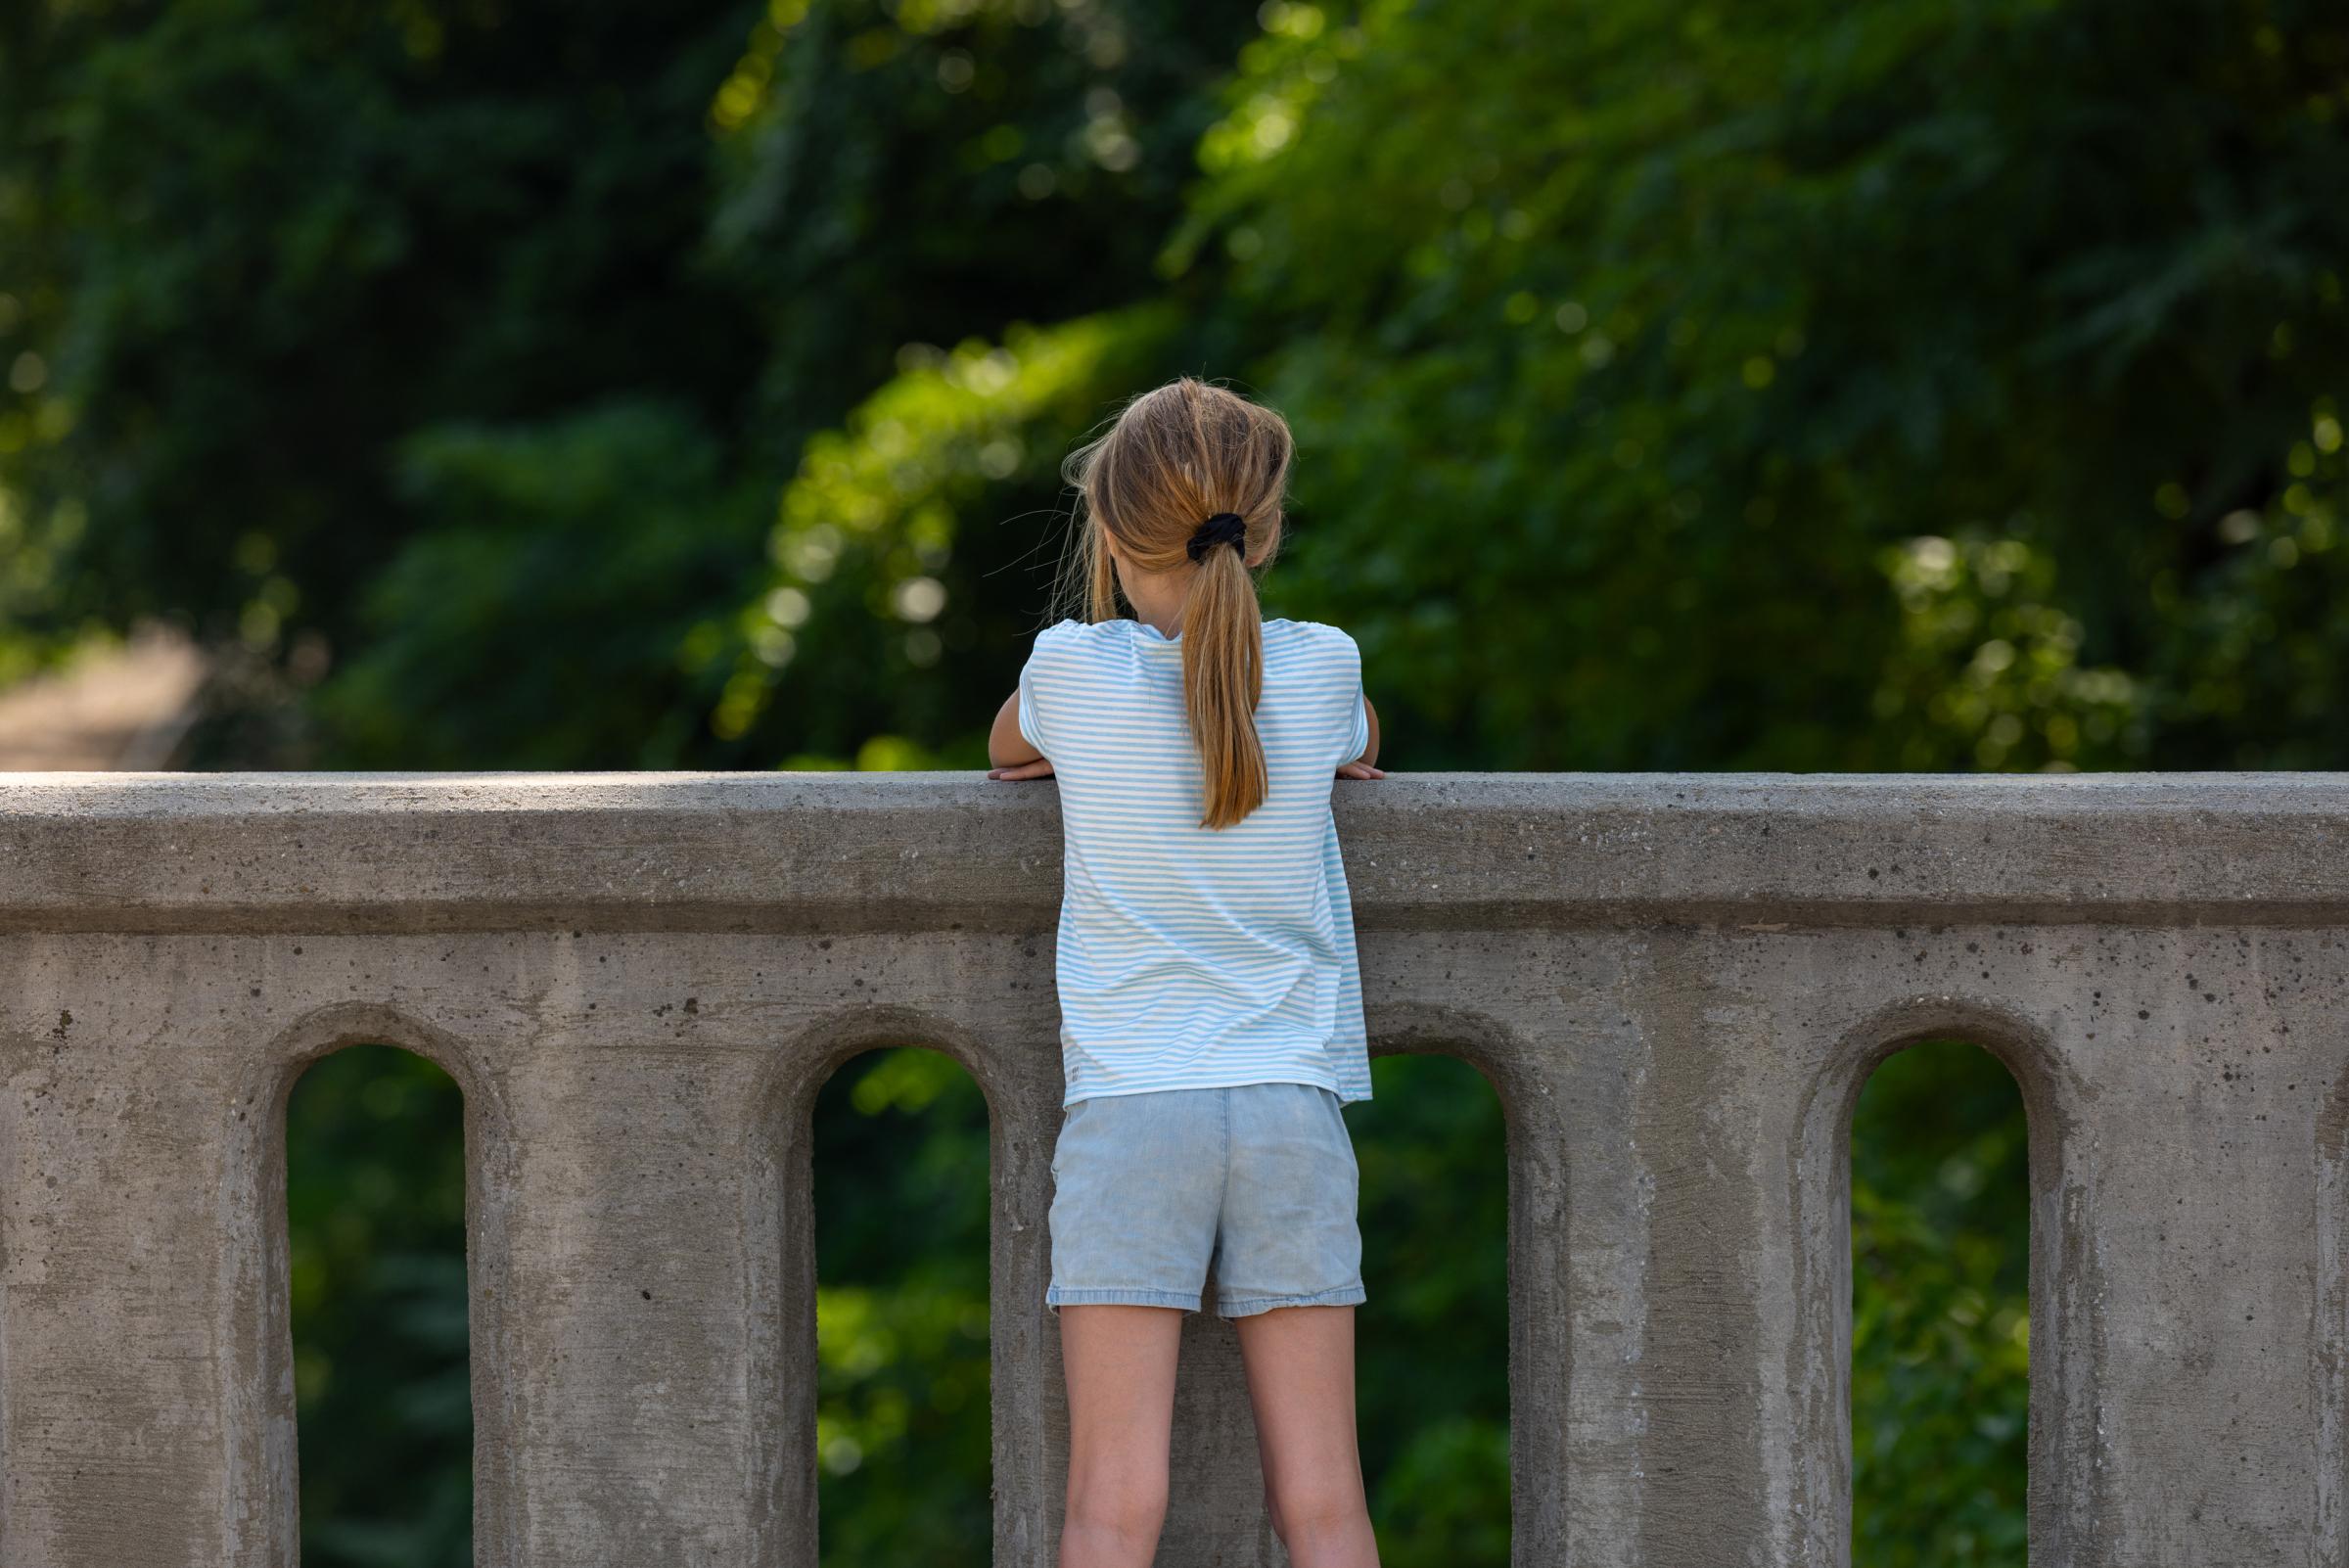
[2,770,2344,1566]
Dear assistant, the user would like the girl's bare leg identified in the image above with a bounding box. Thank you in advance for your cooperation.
[1058,1304,1186,1567]
[1232,1305,1380,1567]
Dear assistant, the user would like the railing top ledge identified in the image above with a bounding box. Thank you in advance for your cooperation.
[2,770,2345,933]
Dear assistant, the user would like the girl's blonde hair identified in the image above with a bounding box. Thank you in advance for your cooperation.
[1057,376,1294,830]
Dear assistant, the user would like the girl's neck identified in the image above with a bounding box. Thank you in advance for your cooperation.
[1119,569,1192,640]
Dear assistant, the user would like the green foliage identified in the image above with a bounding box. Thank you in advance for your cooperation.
[702,0,1259,463]
[711,307,1175,764]
[314,398,768,768]
[1852,1042,2032,1566]
[1352,1053,1510,1568]
[1163,0,2349,769]
[810,1048,993,1562]
[285,1045,472,1568]
[0,0,1254,761]
[0,0,765,671]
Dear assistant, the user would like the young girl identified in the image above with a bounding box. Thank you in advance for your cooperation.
[986,376,1386,1568]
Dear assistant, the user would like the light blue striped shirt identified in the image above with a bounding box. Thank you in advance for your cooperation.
[1019,615,1373,1108]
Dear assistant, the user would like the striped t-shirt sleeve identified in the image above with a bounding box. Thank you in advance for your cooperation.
[1336,634,1370,766]
[1016,623,1063,752]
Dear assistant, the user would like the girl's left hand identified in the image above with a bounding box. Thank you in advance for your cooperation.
[1336,761,1385,779]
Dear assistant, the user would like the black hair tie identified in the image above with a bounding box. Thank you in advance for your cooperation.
[1186,511,1248,563]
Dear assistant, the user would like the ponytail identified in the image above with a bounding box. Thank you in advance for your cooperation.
[1181,530,1267,829]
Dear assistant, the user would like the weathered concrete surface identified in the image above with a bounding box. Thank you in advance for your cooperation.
[1,770,2346,1566]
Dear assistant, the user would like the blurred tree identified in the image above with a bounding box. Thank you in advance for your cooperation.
[700,305,1177,765]
[311,398,769,767]
[286,1045,472,1568]
[1157,0,2349,770]
[702,0,1262,471]
[809,1047,993,1564]
[0,0,1259,763]
[1352,1052,1510,1568]
[1851,1041,2031,1566]
[0,0,767,685]
[700,0,2349,772]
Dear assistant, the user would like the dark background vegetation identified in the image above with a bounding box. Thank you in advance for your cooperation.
[6,0,2345,1561]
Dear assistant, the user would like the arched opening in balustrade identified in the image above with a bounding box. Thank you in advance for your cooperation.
[1352,1050,1510,1567]
[1850,1038,2029,1564]
[810,1044,991,1562]
[284,1042,473,1568]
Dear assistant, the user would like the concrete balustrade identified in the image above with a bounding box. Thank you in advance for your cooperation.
[1,770,2344,1566]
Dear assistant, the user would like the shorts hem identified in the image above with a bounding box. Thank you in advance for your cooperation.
[1216,1282,1366,1318]
[1046,1286,1202,1314]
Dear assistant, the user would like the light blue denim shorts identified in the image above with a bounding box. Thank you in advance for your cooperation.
[1046,1081,1366,1318]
